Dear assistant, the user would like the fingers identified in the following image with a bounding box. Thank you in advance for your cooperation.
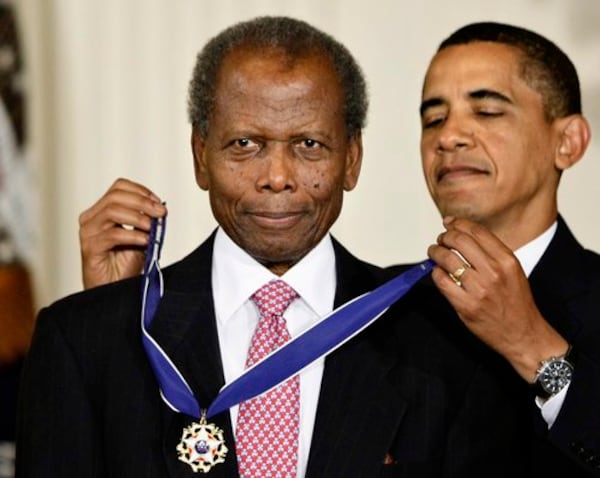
[448,263,469,286]
[80,223,150,257]
[79,178,167,289]
[441,217,512,263]
[428,229,475,294]
[427,216,519,302]
[432,217,515,279]
[428,245,472,301]
[79,178,167,241]
[80,178,165,220]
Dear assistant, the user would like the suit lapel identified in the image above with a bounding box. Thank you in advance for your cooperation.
[306,240,409,477]
[529,216,589,340]
[147,233,239,477]
[147,235,417,476]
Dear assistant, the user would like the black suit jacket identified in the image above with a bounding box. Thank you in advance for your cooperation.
[529,217,600,476]
[390,216,600,477]
[17,235,527,477]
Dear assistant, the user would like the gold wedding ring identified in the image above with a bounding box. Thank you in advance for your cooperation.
[449,266,467,287]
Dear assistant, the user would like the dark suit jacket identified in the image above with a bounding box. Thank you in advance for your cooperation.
[16,235,528,477]
[390,216,600,477]
[530,217,600,476]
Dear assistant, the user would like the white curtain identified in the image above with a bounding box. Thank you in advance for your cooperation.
[15,0,600,306]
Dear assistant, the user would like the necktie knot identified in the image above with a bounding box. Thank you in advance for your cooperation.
[251,279,299,319]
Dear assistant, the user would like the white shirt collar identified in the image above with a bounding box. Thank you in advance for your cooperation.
[513,221,557,277]
[212,227,337,326]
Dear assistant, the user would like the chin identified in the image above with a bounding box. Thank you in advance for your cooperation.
[439,202,483,222]
[251,244,305,266]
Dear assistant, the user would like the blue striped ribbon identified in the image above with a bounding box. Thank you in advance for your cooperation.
[141,217,434,419]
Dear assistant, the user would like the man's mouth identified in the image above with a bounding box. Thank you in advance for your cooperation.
[436,165,489,184]
[248,211,306,228]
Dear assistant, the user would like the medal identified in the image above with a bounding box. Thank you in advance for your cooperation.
[142,217,433,473]
[176,412,228,473]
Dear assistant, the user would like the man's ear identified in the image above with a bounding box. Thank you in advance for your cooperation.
[554,115,591,171]
[343,132,363,191]
[191,128,209,190]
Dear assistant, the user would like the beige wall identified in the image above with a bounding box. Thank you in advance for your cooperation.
[16,0,600,307]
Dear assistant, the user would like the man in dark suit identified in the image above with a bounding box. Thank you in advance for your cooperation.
[16,16,525,477]
[416,23,600,476]
[71,21,600,477]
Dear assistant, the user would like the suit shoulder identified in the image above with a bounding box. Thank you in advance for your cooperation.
[582,247,600,266]
[37,275,143,335]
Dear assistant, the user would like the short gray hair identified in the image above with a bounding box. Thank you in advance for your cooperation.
[187,16,368,138]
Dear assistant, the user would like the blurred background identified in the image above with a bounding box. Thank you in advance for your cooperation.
[0,1,599,475]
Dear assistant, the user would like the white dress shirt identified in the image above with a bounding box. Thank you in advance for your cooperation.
[211,228,336,478]
[513,220,568,428]
[209,218,565,478]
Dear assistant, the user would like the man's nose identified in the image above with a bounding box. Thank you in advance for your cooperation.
[436,114,475,152]
[256,142,297,193]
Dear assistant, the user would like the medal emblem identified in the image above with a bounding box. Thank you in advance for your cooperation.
[176,413,228,473]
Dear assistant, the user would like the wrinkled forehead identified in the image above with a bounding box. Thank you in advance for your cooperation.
[219,45,336,78]
[215,47,342,99]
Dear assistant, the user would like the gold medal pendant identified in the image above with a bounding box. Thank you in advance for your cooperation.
[176,412,228,473]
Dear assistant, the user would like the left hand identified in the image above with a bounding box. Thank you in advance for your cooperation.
[427,217,568,383]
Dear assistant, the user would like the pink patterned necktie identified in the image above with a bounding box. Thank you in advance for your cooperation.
[236,279,300,478]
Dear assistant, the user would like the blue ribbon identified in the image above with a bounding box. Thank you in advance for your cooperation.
[141,216,202,417]
[141,217,434,419]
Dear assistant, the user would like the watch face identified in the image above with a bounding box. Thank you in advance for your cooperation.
[540,360,573,395]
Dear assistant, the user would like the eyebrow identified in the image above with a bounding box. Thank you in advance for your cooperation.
[419,88,513,117]
[419,97,443,117]
[469,88,513,104]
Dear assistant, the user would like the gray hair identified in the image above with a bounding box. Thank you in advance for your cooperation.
[187,16,368,138]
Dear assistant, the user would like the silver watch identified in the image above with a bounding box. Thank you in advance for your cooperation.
[534,349,574,399]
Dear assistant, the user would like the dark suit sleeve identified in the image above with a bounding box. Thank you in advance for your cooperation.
[547,332,600,476]
[16,307,106,477]
[527,220,600,475]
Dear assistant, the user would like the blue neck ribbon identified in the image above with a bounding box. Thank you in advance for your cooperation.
[141,217,434,419]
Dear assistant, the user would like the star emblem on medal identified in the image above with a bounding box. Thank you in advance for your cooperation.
[176,420,228,473]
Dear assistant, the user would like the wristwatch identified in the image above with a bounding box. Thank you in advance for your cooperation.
[533,346,575,400]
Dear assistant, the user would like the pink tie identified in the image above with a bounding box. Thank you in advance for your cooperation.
[236,280,300,478]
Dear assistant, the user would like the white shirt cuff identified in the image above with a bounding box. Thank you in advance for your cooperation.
[536,383,570,429]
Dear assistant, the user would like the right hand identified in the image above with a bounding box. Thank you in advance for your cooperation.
[79,178,167,289]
